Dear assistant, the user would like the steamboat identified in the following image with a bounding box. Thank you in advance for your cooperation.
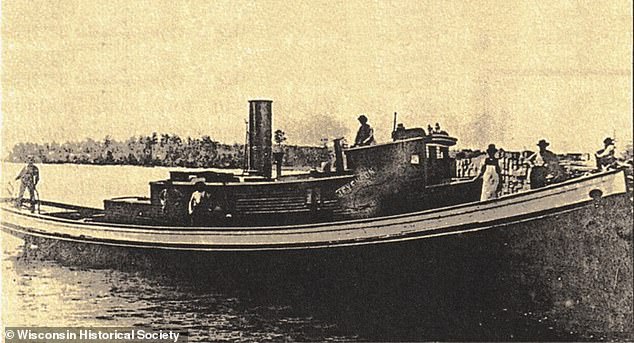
[0,100,629,251]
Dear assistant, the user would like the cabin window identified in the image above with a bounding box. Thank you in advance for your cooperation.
[410,154,420,165]
[440,147,449,159]
[427,146,437,159]
[427,145,447,159]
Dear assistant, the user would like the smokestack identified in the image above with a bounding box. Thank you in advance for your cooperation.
[248,100,273,178]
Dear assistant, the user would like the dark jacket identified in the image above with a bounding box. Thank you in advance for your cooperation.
[354,124,375,146]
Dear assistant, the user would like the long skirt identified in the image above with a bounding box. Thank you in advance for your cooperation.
[480,165,500,201]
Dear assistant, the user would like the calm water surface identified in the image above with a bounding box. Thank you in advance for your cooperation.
[2,233,358,342]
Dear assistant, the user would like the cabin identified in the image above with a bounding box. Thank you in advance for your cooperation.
[103,100,482,226]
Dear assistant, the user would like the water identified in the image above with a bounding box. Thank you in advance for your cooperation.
[1,163,356,341]
[2,234,360,341]
[1,163,631,341]
[0,163,242,208]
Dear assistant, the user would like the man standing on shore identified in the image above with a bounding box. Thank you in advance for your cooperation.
[15,155,40,212]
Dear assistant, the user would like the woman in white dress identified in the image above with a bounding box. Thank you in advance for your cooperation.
[479,144,502,201]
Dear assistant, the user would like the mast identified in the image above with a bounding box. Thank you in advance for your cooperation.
[243,119,249,173]
[393,112,398,133]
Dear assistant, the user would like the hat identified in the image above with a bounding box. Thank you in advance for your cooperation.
[537,139,550,148]
[486,144,498,154]
[604,137,614,145]
[357,115,368,123]
[189,177,206,184]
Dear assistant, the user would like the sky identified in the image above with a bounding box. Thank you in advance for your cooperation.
[1,0,632,155]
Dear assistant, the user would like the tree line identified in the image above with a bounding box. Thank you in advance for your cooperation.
[7,133,329,169]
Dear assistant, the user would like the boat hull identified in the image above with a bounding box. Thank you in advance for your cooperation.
[0,170,628,251]
[6,188,632,340]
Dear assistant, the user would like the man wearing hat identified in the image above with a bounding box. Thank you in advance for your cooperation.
[15,155,40,212]
[159,179,185,225]
[526,139,566,189]
[353,115,375,147]
[595,137,617,171]
[478,144,502,200]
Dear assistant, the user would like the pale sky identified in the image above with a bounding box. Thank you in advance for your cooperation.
[2,0,632,155]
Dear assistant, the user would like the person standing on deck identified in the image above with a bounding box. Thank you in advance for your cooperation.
[478,144,502,201]
[595,137,617,171]
[353,115,375,147]
[159,180,185,225]
[322,150,336,174]
[188,181,208,226]
[526,139,566,189]
[15,155,39,212]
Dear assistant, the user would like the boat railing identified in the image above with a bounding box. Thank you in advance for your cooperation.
[456,153,530,195]
[455,151,608,196]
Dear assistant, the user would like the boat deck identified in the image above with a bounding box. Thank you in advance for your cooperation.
[0,170,628,251]
[3,199,104,221]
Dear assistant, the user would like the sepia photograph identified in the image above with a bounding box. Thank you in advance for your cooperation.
[1,1,632,341]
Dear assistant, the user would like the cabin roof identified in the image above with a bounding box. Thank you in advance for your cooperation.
[150,173,354,187]
[345,134,457,153]
[345,137,426,152]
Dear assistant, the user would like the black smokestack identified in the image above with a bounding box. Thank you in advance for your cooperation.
[248,99,273,178]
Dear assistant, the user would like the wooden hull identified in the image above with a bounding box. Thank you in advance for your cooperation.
[0,170,628,251]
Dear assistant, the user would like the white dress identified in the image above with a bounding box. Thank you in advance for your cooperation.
[480,162,500,201]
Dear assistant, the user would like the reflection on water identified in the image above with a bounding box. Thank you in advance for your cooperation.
[2,163,631,341]
[2,228,579,342]
[2,233,356,342]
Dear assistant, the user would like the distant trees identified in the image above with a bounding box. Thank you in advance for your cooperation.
[8,133,328,169]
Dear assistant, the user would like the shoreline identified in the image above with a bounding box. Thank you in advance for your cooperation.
[1,160,317,170]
